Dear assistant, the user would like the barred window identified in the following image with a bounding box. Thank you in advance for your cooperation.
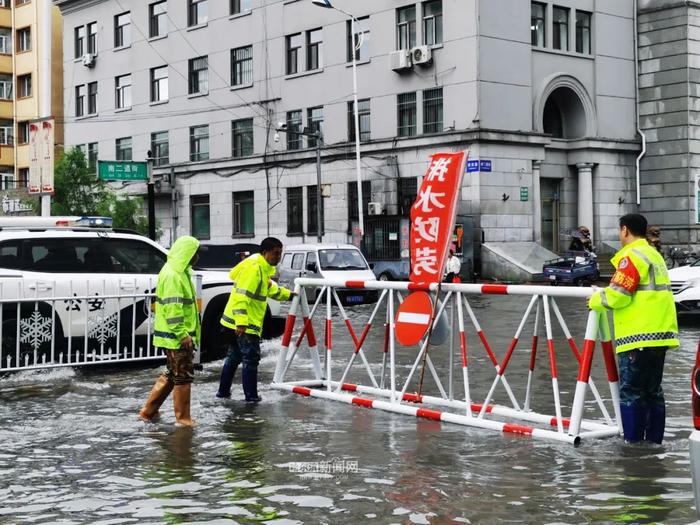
[423,87,443,134]
[287,187,303,235]
[231,45,253,86]
[397,92,417,137]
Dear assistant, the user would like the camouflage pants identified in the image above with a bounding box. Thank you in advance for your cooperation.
[160,348,195,385]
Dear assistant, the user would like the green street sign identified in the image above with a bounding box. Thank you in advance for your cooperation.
[520,187,529,201]
[98,161,148,181]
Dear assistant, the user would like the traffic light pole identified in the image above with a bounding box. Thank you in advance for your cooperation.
[147,155,156,241]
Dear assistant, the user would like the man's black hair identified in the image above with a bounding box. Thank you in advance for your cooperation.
[619,214,648,237]
[260,237,283,253]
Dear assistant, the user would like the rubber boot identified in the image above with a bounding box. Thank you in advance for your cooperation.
[173,383,194,426]
[139,375,173,422]
[620,404,646,443]
[216,359,238,399]
[242,368,261,403]
[645,404,666,444]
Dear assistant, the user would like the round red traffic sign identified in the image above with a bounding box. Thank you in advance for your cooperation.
[395,291,434,346]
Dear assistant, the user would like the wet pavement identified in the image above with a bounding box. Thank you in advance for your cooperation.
[1,295,699,524]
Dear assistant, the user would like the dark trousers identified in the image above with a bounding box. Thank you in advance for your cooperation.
[618,348,666,407]
[224,332,261,371]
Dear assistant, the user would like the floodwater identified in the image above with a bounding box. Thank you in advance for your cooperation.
[1,295,699,524]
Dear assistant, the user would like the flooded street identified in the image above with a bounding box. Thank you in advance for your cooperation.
[1,295,700,524]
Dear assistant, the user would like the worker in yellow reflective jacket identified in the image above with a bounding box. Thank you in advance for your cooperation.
[139,236,202,426]
[589,214,679,443]
[216,237,294,402]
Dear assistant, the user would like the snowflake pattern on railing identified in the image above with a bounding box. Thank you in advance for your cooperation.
[87,309,118,346]
[19,310,53,353]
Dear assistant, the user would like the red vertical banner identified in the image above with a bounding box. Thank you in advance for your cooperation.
[409,151,468,283]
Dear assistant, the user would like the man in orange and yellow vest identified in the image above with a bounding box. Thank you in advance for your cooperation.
[588,214,679,443]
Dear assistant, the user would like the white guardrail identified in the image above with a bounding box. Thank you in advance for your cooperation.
[272,279,622,447]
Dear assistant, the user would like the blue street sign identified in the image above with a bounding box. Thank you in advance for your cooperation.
[480,160,492,172]
[466,160,479,173]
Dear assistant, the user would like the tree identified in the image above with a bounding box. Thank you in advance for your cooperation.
[98,193,152,236]
[51,147,107,216]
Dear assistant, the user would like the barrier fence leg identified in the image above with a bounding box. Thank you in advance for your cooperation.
[568,309,600,437]
[274,283,302,383]
[449,292,455,401]
[282,287,323,382]
[550,299,613,426]
[598,311,622,434]
[543,296,564,433]
[523,299,540,412]
[325,284,333,392]
[380,298,390,390]
[463,295,521,410]
[478,295,538,418]
[456,292,471,417]
[389,289,397,403]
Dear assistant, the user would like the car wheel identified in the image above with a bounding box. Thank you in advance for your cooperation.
[201,295,230,362]
[379,272,391,282]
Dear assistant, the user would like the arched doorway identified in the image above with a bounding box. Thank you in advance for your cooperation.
[542,87,587,139]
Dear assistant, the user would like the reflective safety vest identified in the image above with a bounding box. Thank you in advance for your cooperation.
[589,238,679,353]
[221,253,291,336]
[153,236,201,350]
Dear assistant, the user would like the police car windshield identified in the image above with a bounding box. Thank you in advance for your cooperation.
[318,249,368,271]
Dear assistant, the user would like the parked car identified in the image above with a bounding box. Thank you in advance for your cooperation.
[277,243,378,305]
[668,261,700,313]
[0,222,284,368]
[372,260,410,281]
[690,341,700,518]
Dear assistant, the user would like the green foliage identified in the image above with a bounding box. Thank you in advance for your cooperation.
[98,193,152,236]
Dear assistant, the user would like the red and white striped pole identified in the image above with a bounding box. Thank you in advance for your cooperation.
[274,282,302,383]
[456,291,471,416]
[543,296,564,433]
[523,298,540,412]
[325,281,333,391]
[478,295,538,417]
[598,311,622,433]
[568,309,600,437]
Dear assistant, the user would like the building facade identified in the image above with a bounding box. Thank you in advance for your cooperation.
[55,0,643,274]
[0,0,63,197]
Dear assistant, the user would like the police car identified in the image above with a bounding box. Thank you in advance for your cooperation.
[0,216,283,366]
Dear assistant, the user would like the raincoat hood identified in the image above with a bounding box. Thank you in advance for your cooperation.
[167,236,200,273]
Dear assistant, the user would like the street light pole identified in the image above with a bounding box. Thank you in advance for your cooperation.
[313,0,364,236]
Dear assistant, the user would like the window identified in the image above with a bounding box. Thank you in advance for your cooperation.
[17,169,27,188]
[0,27,10,54]
[347,16,370,62]
[115,74,131,109]
[150,65,168,102]
[0,172,13,191]
[397,177,418,215]
[0,0,8,6]
[87,22,97,54]
[191,195,210,239]
[15,0,29,5]
[347,180,371,225]
[307,106,323,148]
[291,253,304,270]
[87,142,98,172]
[188,0,207,27]
[151,131,169,166]
[286,33,302,75]
[233,190,254,236]
[114,12,130,48]
[397,5,416,50]
[531,2,546,47]
[188,56,208,94]
[116,137,132,161]
[0,73,12,99]
[307,185,324,235]
[18,121,29,144]
[287,187,303,235]
[230,0,251,15]
[231,118,253,157]
[149,1,167,38]
[190,125,209,161]
[553,6,569,51]
[576,11,591,54]
[306,28,322,71]
[18,74,31,98]
[74,25,85,58]
[231,45,253,86]
[348,99,370,142]
[88,81,97,114]
[16,27,30,52]
[286,110,302,150]
[75,85,86,117]
[0,119,12,145]
[397,92,417,137]
[423,87,443,133]
[422,1,442,45]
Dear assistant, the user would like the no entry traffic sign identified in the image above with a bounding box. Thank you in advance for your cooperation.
[395,291,434,346]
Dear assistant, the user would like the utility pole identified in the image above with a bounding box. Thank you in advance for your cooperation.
[315,131,322,243]
[146,151,156,241]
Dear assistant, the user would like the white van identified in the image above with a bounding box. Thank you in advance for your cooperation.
[278,243,377,306]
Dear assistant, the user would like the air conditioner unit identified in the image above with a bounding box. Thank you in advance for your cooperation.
[82,53,96,68]
[368,202,383,215]
[411,46,432,66]
[390,50,412,72]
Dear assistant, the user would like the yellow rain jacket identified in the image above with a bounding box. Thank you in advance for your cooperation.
[589,238,679,353]
[221,253,292,336]
[153,236,201,349]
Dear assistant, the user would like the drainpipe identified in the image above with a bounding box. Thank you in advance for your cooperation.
[11,3,16,186]
[40,0,51,216]
[633,0,645,207]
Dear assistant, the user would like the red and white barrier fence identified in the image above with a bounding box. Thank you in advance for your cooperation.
[271,279,620,446]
